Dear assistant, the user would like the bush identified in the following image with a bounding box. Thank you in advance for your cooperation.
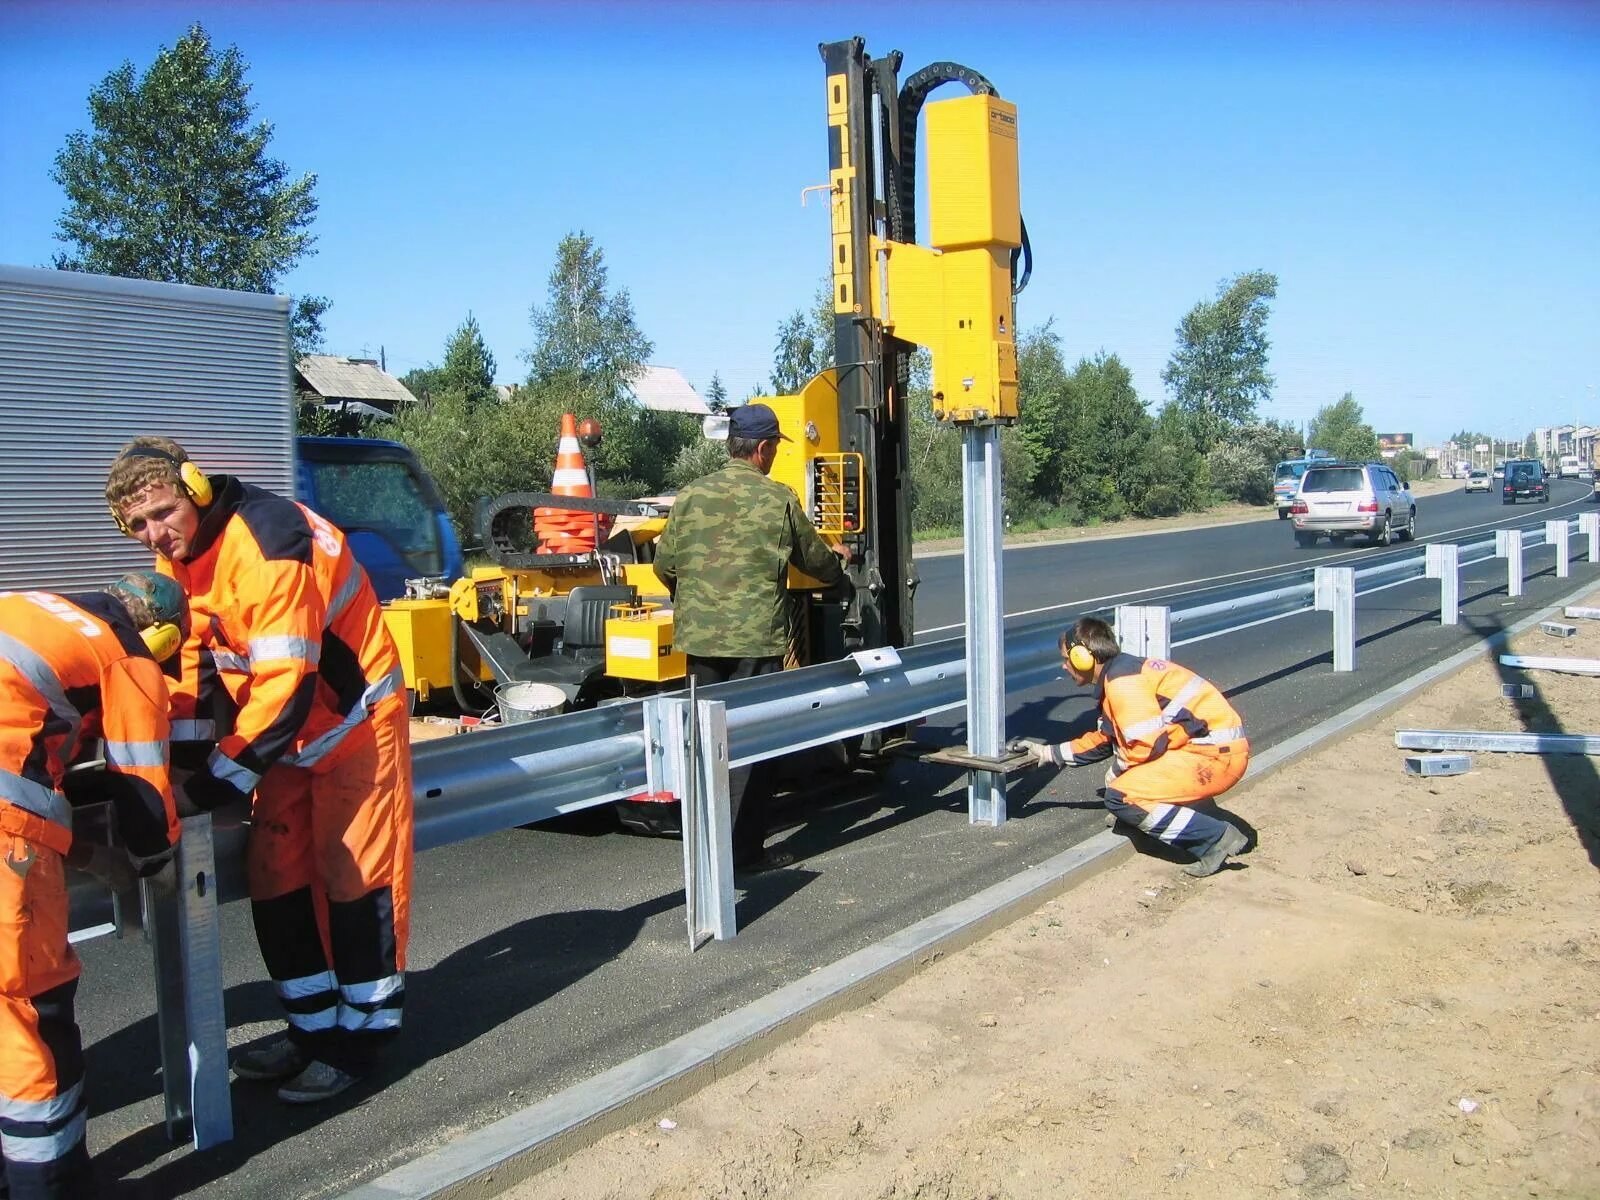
[1207,442,1273,505]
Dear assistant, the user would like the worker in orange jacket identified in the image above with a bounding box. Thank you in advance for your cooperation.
[106,438,413,1106]
[1014,615,1250,877]
[0,575,182,1200]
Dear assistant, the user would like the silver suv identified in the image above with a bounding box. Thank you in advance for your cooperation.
[1289,462,1415,548]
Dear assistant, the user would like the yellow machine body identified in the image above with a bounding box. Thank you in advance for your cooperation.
[383,598,454,703]
[764,370,860,590]
[604,602,686,682]
[874,93,1021,424]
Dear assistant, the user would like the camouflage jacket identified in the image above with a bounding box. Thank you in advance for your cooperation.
[653,458,844,658]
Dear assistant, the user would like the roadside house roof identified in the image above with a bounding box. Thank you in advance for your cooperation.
[296,355,418,410]
[628,365,709,414]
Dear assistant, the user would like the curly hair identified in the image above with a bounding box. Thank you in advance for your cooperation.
[104,436,194,511]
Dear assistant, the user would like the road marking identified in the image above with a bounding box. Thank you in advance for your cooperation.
[915,487,1593,635]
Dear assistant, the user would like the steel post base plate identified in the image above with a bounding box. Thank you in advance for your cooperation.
[921,746,1036,774]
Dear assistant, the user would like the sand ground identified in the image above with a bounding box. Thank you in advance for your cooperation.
[511,588,1600,1200]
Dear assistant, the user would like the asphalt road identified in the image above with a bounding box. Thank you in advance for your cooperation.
[75,479,1599,1199]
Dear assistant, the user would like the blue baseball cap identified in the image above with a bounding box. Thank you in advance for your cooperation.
[727,403,789,442]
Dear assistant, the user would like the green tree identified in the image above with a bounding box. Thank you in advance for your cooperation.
[51,23,327,354]
[1307,393,1381,461]
[1160,271,1278,451]
[1206,419,1302,505]
[768,280,833,394]
[704,372,729,412]
[526,231,651,406]
[439,314,498,406]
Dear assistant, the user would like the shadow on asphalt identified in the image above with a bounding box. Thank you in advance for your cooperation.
[90,888,695,1197]
[1479,615,1600,871]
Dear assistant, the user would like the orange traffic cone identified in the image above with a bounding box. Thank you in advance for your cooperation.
[534,413,611,554]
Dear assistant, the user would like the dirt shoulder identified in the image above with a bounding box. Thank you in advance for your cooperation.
[915,477,1461,556]
[519,588,1600,1200]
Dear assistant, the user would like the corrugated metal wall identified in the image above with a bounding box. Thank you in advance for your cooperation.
[0,265,295,593]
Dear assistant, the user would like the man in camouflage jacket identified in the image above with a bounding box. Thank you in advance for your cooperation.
[653,403,848,868]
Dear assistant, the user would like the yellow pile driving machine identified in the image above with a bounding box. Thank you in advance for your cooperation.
[383,36,1027,722]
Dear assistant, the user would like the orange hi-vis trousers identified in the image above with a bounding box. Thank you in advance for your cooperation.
[1103,740,1249,857]
[0,832,92,1199]
[246,695,413,1074]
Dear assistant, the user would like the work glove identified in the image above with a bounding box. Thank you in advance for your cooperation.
[70,843,137,892]
[1008,737,1068,769]
[178,771,248,814]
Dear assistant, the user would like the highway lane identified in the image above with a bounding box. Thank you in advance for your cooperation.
[74,479,1598,1198]
[915,478,1595,634]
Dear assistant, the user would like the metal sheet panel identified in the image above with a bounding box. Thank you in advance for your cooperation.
[0,264,295,592]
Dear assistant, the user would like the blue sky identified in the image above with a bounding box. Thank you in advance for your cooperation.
[2,1,1596,447]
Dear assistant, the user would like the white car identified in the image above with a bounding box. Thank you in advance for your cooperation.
[1464,469,1491,493]
[1290,462,1416,547]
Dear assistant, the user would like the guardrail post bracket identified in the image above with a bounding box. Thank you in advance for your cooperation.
[1424,542,1460,625]
[1314,565,1356,672]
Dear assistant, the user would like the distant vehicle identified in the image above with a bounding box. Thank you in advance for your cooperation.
[1492,462,1506,480]
[1290,462,1415,548]
[1580,467,1595,482]
[1500,459,1549,506]
[1558,454,1585,479]
[1464,469,1491,494]
[1272,450,1337,519]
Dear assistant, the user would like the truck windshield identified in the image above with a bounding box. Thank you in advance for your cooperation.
[1274,462,1309,482]
[304,458,444,576]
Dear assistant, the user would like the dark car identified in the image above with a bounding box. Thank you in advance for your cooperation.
[1501,459,1549,505]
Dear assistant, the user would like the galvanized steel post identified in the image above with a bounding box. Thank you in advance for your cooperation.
[1580,511,1600,562]
[146,813,231,1149]
[1546,519,1571,578]
[961,424,1008,827]
[1424,542,1460,625]
[1115,604,1171,659]
[1498,528,1525,597]
[1314,565,1356,672]
[645,696,736,946]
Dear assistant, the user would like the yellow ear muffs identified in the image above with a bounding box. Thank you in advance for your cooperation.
[109,446,213,534]
[1067,642,1097,674]
[141,621,183,662]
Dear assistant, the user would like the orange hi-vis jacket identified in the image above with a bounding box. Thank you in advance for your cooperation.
[159,476,405,810]
[0,590,178,860]
[1057,653,1245,778]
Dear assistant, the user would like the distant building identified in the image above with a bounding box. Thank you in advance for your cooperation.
[296,355,418,420]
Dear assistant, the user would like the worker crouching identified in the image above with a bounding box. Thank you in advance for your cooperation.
[1015,616,1251,877]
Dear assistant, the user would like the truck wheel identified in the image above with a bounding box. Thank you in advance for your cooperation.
[1398,509,1416,541]
[1373,515,1392,546]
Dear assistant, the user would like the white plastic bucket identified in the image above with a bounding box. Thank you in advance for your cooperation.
[494,682,566,724]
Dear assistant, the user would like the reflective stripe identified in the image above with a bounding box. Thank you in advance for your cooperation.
[0,631,82,762]
[1121,715,1166,741]
[0,1080,82,1125]
[284,667,405,768]
[286,1008,338,1033]
[1138,804,1177,834]
[104,739,167,769]
[550,468,589,488]
[339,1005,402,1032]
[0,768,71,828]
[0,1110,85,1164]
[341,973,404,1005]
[277,970,337,1000]
[1192,725,1245,746]
[211,650,249,673]
[249,635,321,666]
[1161,675,1206,720]
[1157,806,1195,844]
[207,749,261,795]
[327,570,363,622]
[170,719,216,742]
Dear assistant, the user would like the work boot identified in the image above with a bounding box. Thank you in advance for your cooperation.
[277,1060,360,1105]
[232,1036,309,1082]
[1184,822,1248,878]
